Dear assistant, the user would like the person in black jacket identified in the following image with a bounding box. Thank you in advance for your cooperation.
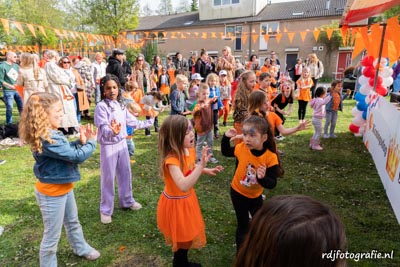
[106,49,127,87]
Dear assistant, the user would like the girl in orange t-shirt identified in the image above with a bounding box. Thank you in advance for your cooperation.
[221,115,284,251]
[296,67,314,123]
[157,116,223,267]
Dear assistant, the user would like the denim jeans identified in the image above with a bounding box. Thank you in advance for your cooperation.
[196,130,213,161]
[35,189,94,267]
[73,93,81,123]
[324,110,338,136]
[95,84,101,104]
[3,90,23,124]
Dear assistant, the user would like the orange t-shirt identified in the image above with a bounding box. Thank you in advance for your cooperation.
[231,142,279,198]
[36,181,73,196]
[296,77,313,102]
[266,112,283,136]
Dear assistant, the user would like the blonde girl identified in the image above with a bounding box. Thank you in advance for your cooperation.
[296,67,313,123]
[218,70,232,126]
[19,92,100,266]
[206,73,223,138]
[232,70,256,144]
[157,115,223,267]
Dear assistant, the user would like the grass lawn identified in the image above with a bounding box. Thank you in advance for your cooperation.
[0,97,399,267]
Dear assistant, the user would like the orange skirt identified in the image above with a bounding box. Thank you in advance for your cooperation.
[160,84,170,95]
[157,189,206,252]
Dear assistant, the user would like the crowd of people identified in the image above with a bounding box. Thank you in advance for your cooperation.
[0,47,351,267]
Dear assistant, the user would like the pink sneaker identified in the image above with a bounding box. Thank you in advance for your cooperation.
[85,249,100,260]
[100,213,112,224]
[129,202,142,210]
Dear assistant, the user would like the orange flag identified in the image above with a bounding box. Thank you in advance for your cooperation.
[252,34,258,43]
[275,33,282,43]
[326,28,333,40]
[299,31,307,43]
[26,24,36,37]
[369,23,381,57]
[287,32,295,44]
[38,26,47,37]
[13,21,25,35]
[242,34,248,44]
[352,32,365,60]
[201,32,207,39]
[340,25,348,46]
[313,29,320,41]
[263,34,269,43]
[1,18,10,35]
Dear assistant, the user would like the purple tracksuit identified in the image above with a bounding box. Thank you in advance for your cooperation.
[94,99,153,216]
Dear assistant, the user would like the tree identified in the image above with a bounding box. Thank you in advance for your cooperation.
[141,3,154,16]
[190,0,198,12]
[176,0,190,13]
[156,0,173,15]
[79,0,140,46]
[317,21,343,70]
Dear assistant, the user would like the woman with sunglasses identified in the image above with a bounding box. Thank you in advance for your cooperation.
[59,56,89,131]
[44,50,79,136]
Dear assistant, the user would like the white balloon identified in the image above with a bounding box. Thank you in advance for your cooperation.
[352,107,362,117]
[379,67,393,78]
[374,58,387,68]
[358,75,370,86]
[352,115,365,126]
[382,77,394,87]
[359,84,373,95]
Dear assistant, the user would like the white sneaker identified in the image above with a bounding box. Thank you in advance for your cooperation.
[129,202,142,210]
[274,135,285,141]
[0,160,6,165]
[323,134,330,139]
[100,213,112,224]
[84,249,100,260]
[209,157,219,164]
[330,134,338,138]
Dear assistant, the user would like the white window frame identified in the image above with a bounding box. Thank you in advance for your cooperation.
[225,25,242,51]
[214,0,240,7]
[259,22,280,51]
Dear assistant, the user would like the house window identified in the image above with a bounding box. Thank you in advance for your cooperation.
[157,32,166,43]
[214,0,240,6]
[259,22,280,50]
[226,25,242,51]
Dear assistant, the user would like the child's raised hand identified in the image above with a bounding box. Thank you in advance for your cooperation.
[256,165,267,179]
[346,89,351,95]
[80,123,97,144]
[203,165,224,176]
[199,146,212,168]
[225,128,237,138]
[298,120,311,131]
[110,119,121,135]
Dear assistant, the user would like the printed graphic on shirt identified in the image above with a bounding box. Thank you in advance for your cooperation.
[7,68,18,82]
[240,163,257,187]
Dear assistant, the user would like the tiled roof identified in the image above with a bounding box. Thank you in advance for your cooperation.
[133,0,346,32]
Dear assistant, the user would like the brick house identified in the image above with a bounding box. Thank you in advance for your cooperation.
[125,0,352,79]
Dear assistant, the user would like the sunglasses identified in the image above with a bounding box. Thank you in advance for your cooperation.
[62,61,70,64]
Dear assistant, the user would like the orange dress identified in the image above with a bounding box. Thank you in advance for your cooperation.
[157,148,206,252]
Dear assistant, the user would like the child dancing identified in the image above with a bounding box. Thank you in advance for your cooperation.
[19,92,100,266]
[94,74,154,224]
[157,115,223,267]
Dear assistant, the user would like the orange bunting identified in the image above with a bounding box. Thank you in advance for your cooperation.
[241,34,248,44]
[13,21,25,35]
[26,24,36,37]
[263,34,269,43]
[299,31,307,42]
[313,29,320,41]
[38,26,47,37]
[325,28,333,40]
[275,33,282,43]
[251,34,258,43]
[287,32,295,44]
[1,18,9,35]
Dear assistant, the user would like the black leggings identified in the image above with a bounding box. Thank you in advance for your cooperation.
[298,100,308,120]
[230,187,263,252]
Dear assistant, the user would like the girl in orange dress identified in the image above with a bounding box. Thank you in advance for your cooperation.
[157,115,223,267]
[295,67,313,123]
[158,66,171,105]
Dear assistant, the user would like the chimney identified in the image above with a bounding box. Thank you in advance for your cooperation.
[326,0,331,10]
